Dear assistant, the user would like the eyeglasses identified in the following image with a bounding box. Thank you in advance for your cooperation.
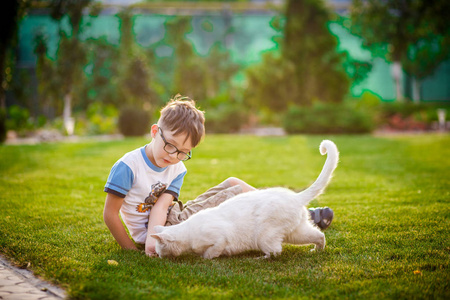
[158,127,192,161]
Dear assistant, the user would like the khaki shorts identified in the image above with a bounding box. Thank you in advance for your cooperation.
[165,180,243,226]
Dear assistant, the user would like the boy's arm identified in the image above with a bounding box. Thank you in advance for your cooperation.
[103,193,138,250]
[145,193,174,256]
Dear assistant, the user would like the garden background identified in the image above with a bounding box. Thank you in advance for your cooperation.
[1,0,449,139]
[0,0,449,299]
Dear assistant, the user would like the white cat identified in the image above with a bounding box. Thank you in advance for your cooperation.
[151,140,339,259]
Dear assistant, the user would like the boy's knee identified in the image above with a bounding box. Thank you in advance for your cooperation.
[225,177,242,187]
[224,177,255,193]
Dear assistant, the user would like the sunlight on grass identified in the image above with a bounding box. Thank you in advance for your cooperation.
[0,134,449,298]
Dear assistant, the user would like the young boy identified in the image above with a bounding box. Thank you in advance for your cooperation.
[103,95,254,256]
[104,95,333,257]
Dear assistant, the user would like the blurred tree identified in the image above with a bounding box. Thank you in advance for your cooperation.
[204,42,240,99]
[245,0,350,112]
[165,16,208,101]
[47,0,93,135]
[116,9,160,114]
[283,0,349,105]
[342,54,373,87]
[0,0,30,142]
[156,16,239,108]
[34,31,62,119]
[349,0,450,102]
[80,37,120,108]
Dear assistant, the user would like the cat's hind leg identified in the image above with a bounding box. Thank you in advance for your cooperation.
[284,220,326,251]
[257,234,284,259]
[202,242,226,259]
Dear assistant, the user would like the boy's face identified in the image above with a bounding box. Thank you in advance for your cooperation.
[149,124,193,168]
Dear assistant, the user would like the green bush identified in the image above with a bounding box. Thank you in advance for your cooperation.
[73,103,118,136]
[118,107,151,137]
[86,102,118,135]
[283,102,375,134]
[374,101,449,131]
[0,108,6,144]
[5,105,34,136]
[205,104,248,133]
[379,101,448,122]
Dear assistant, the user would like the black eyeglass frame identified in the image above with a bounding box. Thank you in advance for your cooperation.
[158,127,192,161]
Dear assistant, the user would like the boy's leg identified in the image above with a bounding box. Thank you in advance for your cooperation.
[166,177,251,225]
[184,178,234,205]
[226,177,256,193]
[186,177,255,205]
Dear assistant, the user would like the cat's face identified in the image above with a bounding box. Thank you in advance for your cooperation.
[151,226,183,258]
[154,238,182,258]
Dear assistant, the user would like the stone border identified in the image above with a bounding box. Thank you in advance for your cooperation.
[0,254,66,299]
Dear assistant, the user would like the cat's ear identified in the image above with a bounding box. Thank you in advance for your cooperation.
[151,232,174,243]
[150,233,163,242]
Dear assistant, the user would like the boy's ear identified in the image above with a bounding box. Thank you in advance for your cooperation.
[150,124,159,138]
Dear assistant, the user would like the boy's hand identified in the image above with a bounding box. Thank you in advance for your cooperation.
[144,193,173,258]
[146,251,158,258]
[104,193,139,251]
[145,243,158,257]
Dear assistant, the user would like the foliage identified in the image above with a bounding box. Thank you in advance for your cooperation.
[4,105,36,136]
[30,10,245,135]
[244,52,295,112]
[402,35,450,80]
[79,37,121,109]
[0,108,6,143]
[156,16,240,107]
[38,0,94,134]
[342,55,373,86]
[77,9,161,117]
[349,0,450,100]
[34,32,62,119]
[146,15,245,132]
[74,102,118,136]
[282,0,350,104]
[33,2,162,133]
[118,107,151,137]
[0,0,31,140]
[0,135,449,298]
[49,0,92,34]
[116,9,160,113]
[0,0,31,105]
[143,0,250,2]
[283,101,375,134]
[55,32,88,96]
[244,0,350,112]
[204,93,248,133]
[378,101,450,130]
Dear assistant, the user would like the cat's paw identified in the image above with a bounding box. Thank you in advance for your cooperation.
[310,245,325,252]
[256,251,281,259]
[254,252,272,259]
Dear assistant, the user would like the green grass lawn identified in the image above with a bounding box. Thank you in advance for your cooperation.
[0,134,449,299]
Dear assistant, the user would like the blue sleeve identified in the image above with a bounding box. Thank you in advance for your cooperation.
[104,161,134,198]
[167,171,187,196]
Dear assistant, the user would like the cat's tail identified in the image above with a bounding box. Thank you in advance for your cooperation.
[296,140,339,204]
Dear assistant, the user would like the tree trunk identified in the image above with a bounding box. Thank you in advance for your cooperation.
[391,61,403,101]
[63,93,74,135]
[0,48,6,110]
[412,77,421,104]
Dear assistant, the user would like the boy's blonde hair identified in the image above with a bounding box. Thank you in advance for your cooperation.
[158,94,205,147]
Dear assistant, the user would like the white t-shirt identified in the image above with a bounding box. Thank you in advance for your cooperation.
[104,145,187,243]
